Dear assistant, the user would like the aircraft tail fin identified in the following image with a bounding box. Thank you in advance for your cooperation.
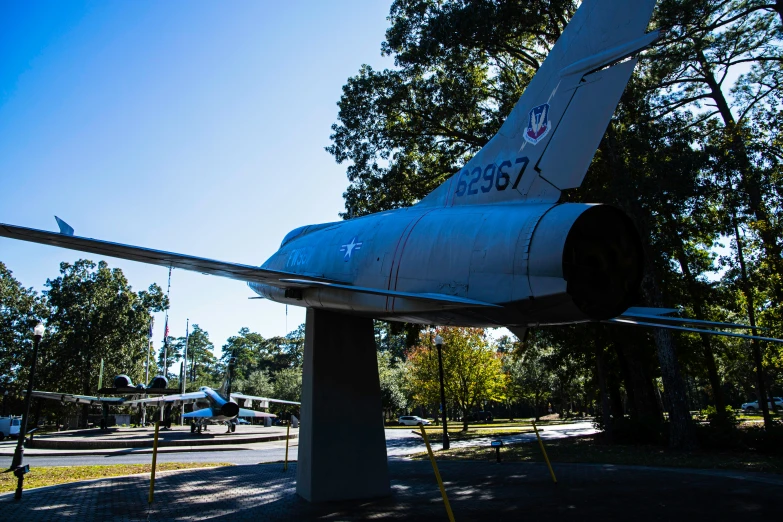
[417,0,658,208]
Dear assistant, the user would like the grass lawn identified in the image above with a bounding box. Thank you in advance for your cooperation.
[384,417,588,429]
[0,463,232,493]
[413,435,783,474]
[419,427,535,442]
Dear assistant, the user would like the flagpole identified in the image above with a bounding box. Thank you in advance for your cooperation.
[181,319,189,426]
[144,315,153,427]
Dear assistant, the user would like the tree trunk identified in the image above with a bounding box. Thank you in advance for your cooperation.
[642,268,697,449]
[652,326,696,448]
[733,217,773,429]
[665,215,727,420]
[615,342,662,426]
[596,347,613,439]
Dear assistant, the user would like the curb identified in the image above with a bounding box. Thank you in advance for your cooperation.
[0,445,256,457]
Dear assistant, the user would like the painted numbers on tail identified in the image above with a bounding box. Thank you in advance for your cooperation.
[455,157,529,197]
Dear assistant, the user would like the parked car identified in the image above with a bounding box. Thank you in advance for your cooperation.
[398,416,431,426]
[742,397,783,412]
[0,416,21,439]
[236,418,251,425]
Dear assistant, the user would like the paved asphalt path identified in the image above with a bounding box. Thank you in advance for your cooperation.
[1,421,597,467]
[3,460,782,521]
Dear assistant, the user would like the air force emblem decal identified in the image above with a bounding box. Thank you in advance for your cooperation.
[340,237,363,261]
[524,103,550,145]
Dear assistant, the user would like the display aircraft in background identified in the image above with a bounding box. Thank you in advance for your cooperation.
[1,0,780,345]
[31,373,178,430]
[128,364,300,434]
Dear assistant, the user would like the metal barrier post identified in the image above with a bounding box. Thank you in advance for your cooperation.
[420,425,456,522]
[532,421,557,484]
[148,421,161,504]
[284,422,290,471]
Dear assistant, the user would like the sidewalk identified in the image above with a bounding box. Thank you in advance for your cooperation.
[1,460,781,521]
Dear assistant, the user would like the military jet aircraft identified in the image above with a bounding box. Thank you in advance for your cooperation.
[127,366,299,433]
[0,0,780,345]
[31,373,178,430]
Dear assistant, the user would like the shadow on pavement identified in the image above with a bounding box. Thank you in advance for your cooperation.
[2,460,781,521]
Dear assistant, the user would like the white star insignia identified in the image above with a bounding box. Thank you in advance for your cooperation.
[340,237,363,261]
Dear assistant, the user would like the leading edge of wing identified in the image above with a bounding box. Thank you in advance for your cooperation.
[607,318,783,344]
[0,223,340,286]
[618,311,767,331]
[231,393,301,405]
[279,279,501,308]
[31,391,126,405]
[126,391,208,405]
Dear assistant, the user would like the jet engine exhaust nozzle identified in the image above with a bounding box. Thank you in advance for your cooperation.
[220,402,240,418]
[148,375,168,389]
[113,375,133,388]
[562,205,644,320]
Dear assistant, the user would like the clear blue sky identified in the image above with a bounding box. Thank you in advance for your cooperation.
[0,1,395,360]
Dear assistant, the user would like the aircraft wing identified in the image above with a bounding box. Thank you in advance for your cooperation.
[279,279,500,308]
[182,409,219,418]
[31,391,127,405]
[0,223,339,286]
[0,222,501,309]
[238,408,276,418]
[126,391,208,405]
[231,393,301,406]
[612,307,783,343]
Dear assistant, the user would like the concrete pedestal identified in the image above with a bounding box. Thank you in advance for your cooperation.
[296,308,390,502]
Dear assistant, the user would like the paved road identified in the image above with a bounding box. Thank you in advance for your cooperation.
[3,422,597,467]
[385,421,597,456]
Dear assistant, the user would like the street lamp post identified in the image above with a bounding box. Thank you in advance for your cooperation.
[435,334,449,450]
[9,322,44,500]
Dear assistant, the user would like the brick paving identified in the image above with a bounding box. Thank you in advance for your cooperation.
[1,460,781,521]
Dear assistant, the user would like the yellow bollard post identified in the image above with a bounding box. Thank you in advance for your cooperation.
[148,421,161,504]
[532,421,557,484]
[284,422,290,471]
[420,425,456,522]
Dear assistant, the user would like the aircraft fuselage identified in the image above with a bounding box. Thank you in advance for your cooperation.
[251,201,643,328]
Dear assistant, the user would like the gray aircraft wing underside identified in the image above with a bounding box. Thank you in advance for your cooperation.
[279,279,499,308]
[0,223,337,286]
[125,391,207,406]
[0,223,498,310]
[31,391,127,405]
[230,393,301,406]
[612,307,783,344]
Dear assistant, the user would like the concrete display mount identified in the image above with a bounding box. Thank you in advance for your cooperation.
[297,308,390,502]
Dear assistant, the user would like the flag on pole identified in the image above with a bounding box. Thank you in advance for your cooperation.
[148,316,154,339]
[164,316,170,339]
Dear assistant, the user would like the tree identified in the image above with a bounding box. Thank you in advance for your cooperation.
[505,344,553,421]
[271,367,302,415]
[0,262,48,413]
[43,260,167,426]
[235,369,274,398]
[407,327,508,431]
[328,0,576,216]
[179,324,218,388]
[378,350,407,420]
